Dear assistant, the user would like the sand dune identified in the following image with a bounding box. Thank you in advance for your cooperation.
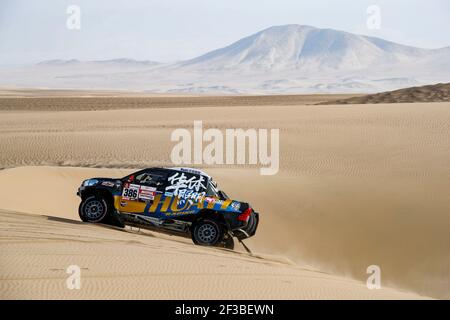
[0,208,426,299]
[320,83,450,104]
[0,102,448,176]
[0,96,449,299]
[0,92,358,111]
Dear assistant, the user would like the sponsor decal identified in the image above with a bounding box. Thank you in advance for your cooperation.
[166,210,198,216]
[145,194,236,214]
[140,186,156,192]
[139,192,155,201]
[166,172,206,195]
[205,197,216,203]
[231,201,241,210]
[138,185,157,201]
[122,184,140,200]
[177,188,205,201]
[139,193,154,201]
[166,171,207,206]
[101,181,115,187]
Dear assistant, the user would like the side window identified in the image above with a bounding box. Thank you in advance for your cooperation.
[206,181,218,197]
[135,171,167,192]
[165,171,207,200]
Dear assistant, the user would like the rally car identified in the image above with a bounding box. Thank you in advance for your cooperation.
[77,167,258,250]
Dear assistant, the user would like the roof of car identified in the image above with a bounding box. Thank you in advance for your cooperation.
[168,167,212,179]
[140,167,212,180]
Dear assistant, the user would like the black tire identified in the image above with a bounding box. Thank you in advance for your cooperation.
[79,195,125,228]
[79,195,109,223]
[191,219,223,247]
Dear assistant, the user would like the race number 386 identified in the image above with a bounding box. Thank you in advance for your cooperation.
[122,184,139,200]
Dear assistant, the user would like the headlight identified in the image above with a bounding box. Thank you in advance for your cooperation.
[83,179,98,187]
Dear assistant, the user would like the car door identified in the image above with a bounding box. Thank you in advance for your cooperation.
[162,170,208,216]
[118,170,167,215]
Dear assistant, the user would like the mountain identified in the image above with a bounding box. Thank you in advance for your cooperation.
[0,25,449,93]
[179,25,430,72]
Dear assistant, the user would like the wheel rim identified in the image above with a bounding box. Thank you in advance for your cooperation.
[196,223,218,244]
[84,200,105,220]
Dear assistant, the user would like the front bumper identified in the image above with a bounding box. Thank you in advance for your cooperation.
[76,186,84,197]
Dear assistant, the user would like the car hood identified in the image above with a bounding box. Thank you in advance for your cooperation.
[82,177,121,187]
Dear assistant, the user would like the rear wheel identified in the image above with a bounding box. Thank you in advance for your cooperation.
[192,219,223,247]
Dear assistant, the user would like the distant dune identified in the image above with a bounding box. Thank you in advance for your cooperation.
[319,83,450,104]
[0,91,358,111]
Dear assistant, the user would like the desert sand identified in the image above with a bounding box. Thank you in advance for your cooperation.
[0,91,358,111]
[1,207,425,299]
[0,92,449,299]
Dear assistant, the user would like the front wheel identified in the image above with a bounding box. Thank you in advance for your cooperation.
[191,219,223,247]
[79,196,109,223]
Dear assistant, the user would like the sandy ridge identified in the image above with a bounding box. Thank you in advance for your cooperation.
[0,209,428,299]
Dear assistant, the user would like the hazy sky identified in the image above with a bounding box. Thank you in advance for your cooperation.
[1,0,449,65]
